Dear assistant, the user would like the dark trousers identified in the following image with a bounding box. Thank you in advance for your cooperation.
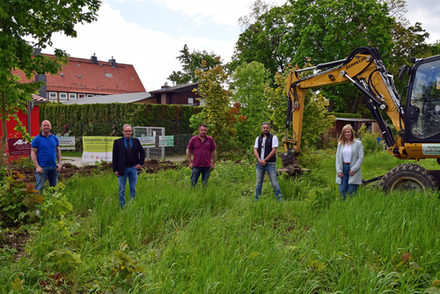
[191,167,211,186]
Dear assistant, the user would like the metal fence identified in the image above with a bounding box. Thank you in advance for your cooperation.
[60,132,193,160]
[132,126,193,159]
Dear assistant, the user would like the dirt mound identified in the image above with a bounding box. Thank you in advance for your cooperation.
[142,159,179,173]
[12,159,182,183]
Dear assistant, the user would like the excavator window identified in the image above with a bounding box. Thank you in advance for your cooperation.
[409,59,440,139]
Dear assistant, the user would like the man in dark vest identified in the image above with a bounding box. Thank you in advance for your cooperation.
[253,122,282,201]
[112,124,145,208]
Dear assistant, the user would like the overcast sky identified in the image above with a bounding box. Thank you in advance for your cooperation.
[49,0,440,91]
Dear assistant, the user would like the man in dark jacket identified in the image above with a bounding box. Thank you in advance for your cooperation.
[253,122,282,201]
[112,124,145,208]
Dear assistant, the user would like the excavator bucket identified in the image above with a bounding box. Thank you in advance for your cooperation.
[278,148,308,177]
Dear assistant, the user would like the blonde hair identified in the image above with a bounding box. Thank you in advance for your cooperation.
[338,124,355,145]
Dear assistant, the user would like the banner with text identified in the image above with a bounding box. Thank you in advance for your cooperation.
[82,136,118,163]
[58,136,76,151]
[138,136,156,148]
[159,135,174,147]
[8,138,31,156]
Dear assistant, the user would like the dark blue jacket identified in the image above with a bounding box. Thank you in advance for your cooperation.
[112,137,145,175]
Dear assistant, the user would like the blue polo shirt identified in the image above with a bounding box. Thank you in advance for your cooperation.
[31,133,59,167]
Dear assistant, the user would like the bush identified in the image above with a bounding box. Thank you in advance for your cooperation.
[0,171,43,227]
[361,131,382,153]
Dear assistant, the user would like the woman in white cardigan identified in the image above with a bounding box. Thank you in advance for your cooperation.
[336,124,364,199]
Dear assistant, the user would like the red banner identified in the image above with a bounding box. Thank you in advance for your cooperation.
[8,138,31,156]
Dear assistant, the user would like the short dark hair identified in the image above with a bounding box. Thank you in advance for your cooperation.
[199,124,208,128]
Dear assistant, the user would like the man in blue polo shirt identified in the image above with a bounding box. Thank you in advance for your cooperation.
[31,120,61,192]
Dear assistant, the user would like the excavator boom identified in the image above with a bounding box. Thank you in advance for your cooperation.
[283,47,440,192]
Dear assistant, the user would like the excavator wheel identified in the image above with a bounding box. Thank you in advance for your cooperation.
[379,163,438,193]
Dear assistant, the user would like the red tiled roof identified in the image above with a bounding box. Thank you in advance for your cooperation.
[14,54,145,95]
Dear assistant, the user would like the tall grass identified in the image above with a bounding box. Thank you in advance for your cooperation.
[1,152,440,293]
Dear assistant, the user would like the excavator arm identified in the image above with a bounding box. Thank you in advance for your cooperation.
[285,47,405,149]
[282,47,408,176]
[283,47,440,192]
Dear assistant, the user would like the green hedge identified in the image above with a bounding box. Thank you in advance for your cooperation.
[39,103,200,137]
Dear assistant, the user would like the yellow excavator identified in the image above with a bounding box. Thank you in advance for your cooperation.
[282,47,440,192]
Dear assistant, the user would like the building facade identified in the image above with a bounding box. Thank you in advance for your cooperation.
[14,54,145,102]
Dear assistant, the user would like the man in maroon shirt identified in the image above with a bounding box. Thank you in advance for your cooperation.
[186,124,217,186]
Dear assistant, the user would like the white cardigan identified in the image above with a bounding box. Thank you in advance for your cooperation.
[335,139,364,185]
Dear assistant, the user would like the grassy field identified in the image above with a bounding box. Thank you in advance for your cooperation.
[1,150,440,293]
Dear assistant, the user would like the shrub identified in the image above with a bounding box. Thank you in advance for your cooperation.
[0,171,43,226]
[361,131,382,153]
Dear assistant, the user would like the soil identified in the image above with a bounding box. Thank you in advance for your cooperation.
[0,228,30,262]
[12,159,184,183]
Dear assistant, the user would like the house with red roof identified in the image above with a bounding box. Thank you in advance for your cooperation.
[14,53,145,102]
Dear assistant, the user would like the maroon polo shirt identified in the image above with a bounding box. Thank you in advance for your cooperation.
[187,135,216,167]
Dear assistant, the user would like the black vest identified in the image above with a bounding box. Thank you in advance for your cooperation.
[257,133,276,163]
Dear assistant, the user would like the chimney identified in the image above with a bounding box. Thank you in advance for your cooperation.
[35,74,47,98]
[161,82,170,89]
[91,53,98,64]
[109,56,116,68]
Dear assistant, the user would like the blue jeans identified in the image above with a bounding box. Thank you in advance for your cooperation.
[35,166,58,193]
[339,163,358,200]
[118,166,138,207]
[191,166,211,186]
[255,163,282,201]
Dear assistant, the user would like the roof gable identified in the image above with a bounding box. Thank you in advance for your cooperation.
[47,55,145,94]
[14,54,145,95]
[150,82,199,94]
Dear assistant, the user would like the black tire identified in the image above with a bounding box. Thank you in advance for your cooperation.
[380,163,437,193]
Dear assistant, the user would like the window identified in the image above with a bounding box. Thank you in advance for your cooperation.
[48,92,57,101]
[105,73,113,78]
[87,94,94,97]
[78,94,86,99]
[69,93,77,100]
[409,59,440,139]
[188,97,194,105]
[59,92,67,100]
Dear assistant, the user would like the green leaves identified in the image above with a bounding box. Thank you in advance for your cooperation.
[193,64,235,154]
[168,44,222,85]
[231,61,270,152]
[0,171,43,226]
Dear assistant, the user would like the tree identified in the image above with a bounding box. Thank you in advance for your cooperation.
[265,66,334,150]
[234,0,397,113]
[282,0,395,113]
[168,44,222,85]
[0,0,101,167]
[191,61,234,155]
[389,21,431,91]
[231,61,270,153]
[232,3,291,80]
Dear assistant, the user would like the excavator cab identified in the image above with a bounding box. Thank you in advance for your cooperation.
[406,56,440,143]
